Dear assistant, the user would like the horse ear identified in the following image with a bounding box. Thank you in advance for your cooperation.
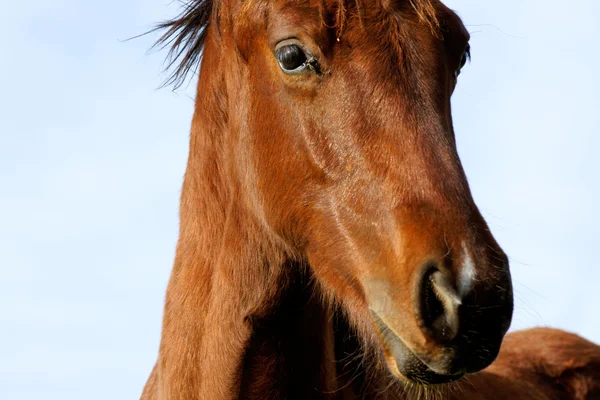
[152,0,215,89]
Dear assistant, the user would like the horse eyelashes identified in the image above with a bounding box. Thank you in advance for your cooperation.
[456,45,471,77]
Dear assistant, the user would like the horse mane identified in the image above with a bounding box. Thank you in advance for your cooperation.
[153,0,215,89]
[153,0,439,88]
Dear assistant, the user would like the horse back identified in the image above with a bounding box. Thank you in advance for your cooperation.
[473,328,600,400]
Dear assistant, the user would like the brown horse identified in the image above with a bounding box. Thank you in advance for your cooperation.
[140,0,598,399]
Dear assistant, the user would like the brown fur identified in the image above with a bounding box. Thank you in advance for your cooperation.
[141,0,600,399]
[444,328,600,400]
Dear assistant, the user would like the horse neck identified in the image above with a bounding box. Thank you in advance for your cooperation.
[238,271,406,400]
[157,38,292,398]
[238,264,341,399]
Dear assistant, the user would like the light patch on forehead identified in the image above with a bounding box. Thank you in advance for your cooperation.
[458,243,476,297]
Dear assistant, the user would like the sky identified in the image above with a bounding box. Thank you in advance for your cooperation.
[0,1,598,399]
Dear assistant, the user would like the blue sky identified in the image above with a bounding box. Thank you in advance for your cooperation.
[0,1,598,399]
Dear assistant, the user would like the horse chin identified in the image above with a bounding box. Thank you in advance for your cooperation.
[371,311,465,386]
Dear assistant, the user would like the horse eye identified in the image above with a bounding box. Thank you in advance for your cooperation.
[456,45,471,77]
[275,44,311,74]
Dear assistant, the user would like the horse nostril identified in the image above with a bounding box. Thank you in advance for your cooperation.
[419,267,461,343]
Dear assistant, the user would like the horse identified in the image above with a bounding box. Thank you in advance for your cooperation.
[140,0,599,398]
